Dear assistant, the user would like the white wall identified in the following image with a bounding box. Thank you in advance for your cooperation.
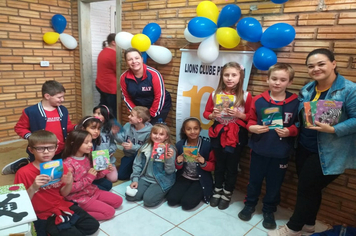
[90,0,116,106]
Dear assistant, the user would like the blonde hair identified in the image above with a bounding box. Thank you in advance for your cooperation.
[268,63,295,81]
[214,62,245,107]
[147,124,173,146]
[132,106,150,123]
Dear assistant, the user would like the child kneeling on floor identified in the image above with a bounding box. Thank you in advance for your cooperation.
[14,130,99,236]
[126,123,176,207]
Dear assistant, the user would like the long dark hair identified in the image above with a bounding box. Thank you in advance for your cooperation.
[306,48,337,74]
[93,105,114,134]
[62,130,91,159]
[76,116,102,147]
[180,117,201,140]
[102,33,116,49]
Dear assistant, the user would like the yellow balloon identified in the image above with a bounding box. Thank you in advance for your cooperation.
[131,34,151,52]
[43,32,60,45]
[216,27,241,49]
[196,1,219,24]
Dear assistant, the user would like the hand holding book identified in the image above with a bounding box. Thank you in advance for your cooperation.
[307,121,336,134]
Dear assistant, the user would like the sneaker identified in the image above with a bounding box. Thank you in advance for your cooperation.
[210,188,223,207]
[268,225,301,236]
[263,212,277,229]
[218,189,232,210]
[301,224,315,235]
[238,206,255,221]
[1,157,29,175]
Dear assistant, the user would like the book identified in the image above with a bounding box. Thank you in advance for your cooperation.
[39,160,63,187]
[215,94,234,116]
[261,107,283,129]
[314,100,343,126]
[183,146,198,162]
[0,184,37,230]
[303,102,313,127]
[92,149,110,171]
[151,142,167,162]
[310,101,318,125]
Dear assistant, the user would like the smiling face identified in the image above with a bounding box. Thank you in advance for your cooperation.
[85,122,101,140]
[151,128,169,143]
[128,110,142,125]
[46,92,65,107]
[222,67,240,92]
[125,51,143,73]
[306,53,336,83]
[267,70,292,94]
[183,120,201,142]
[75,134,93,157]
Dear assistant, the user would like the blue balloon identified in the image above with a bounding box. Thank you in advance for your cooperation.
[217,5,241,27]
[51,14,67,34]
[142,23,161,44]
[188,17,217,38]
[253,47,277,71]
[271,0,289,3]
[142,52,148,63]
[236,17,263,43]
[260,23,296,48]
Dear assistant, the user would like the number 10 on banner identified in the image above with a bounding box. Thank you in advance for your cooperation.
[183,85,215,130]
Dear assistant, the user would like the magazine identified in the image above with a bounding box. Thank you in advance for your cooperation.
[151,142,167,162]
[39,160,63,187]
[314,100,343,126]
[215,94,234,116]
[92,149,110,171]
[183,146,198,162]
[261,107,283,129]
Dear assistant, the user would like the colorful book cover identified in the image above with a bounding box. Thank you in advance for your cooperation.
[151,142,167,162]
[310,101,318,124]
[314,100,343,126]
[183,146,198,162]
[261,107,283,129]
[304,102,313,127]
[215,94,234,116]
[92,149,110,171]
[39,160,63,187]
[0,184,37,230]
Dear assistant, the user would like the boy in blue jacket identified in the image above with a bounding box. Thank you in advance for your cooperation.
[238,63,299,230]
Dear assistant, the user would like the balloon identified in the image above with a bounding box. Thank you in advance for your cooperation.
[43,32,60,45]
[271,0,289,3]
[216,27,240,49]
[51,14,67,34]
[131,34,151,52]
[253,47,277,71]
[197,34,219,64]
[196,1,219,24]
[142,23,161,44]
[59,33,77,50]
[237,17,263,43]
[184,27,205,43]
[115,32,133,49]
[142,52,148,63]
[146,45,172,64]
[260,23,296,48]
[188,17,217,38]
[217,5,241,27]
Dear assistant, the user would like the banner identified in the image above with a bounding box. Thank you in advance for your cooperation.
[176,50,254,141]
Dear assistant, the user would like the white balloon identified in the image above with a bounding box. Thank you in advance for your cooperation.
[197,34,219,64]
[146,45,172,64]
[59,33,77,50]
[115,32,133,49]
[184,27,205,43]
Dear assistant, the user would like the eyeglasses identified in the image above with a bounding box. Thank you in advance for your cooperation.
[32,146,57,153]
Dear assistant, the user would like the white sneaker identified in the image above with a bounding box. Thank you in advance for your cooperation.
[301,224,315,235]
[268,225,301,236]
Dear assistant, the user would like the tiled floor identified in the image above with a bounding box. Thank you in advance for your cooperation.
[93,181,328,236]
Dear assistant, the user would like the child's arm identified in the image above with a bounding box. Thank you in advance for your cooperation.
[247,96,269,134]
[197,150,216,172]
[175,154,184,169]
[164,146,176,174]
[65,161,97,193]
[131,133,150,152]
[14,110,32,139]
[60,169,73,197]
[203,94,221,120]
[27,175,51,199]
[66,115,76,133]
[112,123,129,143]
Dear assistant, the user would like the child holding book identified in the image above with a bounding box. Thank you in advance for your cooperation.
[203,62,252,210]
[93,105,118,182]
[166,117,215,210]
[76,116,113,191]
[238,63,299,230]
[62,130,123,221]
[112,106,152,180]
[126,123,176,207]
[14,130,99,236]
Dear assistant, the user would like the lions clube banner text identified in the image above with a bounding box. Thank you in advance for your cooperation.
[176,49,253,141]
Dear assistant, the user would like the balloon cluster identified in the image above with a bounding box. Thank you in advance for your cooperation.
[42,14,78,50]
[115,23,172,64]
[184,1,296,70]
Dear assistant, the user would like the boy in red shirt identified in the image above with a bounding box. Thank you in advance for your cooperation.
[14,130,99,236]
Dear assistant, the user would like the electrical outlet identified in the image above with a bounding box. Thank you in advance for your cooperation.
[40,61,50,67]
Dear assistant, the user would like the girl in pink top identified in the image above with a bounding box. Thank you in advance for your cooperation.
[62,130,123,221]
